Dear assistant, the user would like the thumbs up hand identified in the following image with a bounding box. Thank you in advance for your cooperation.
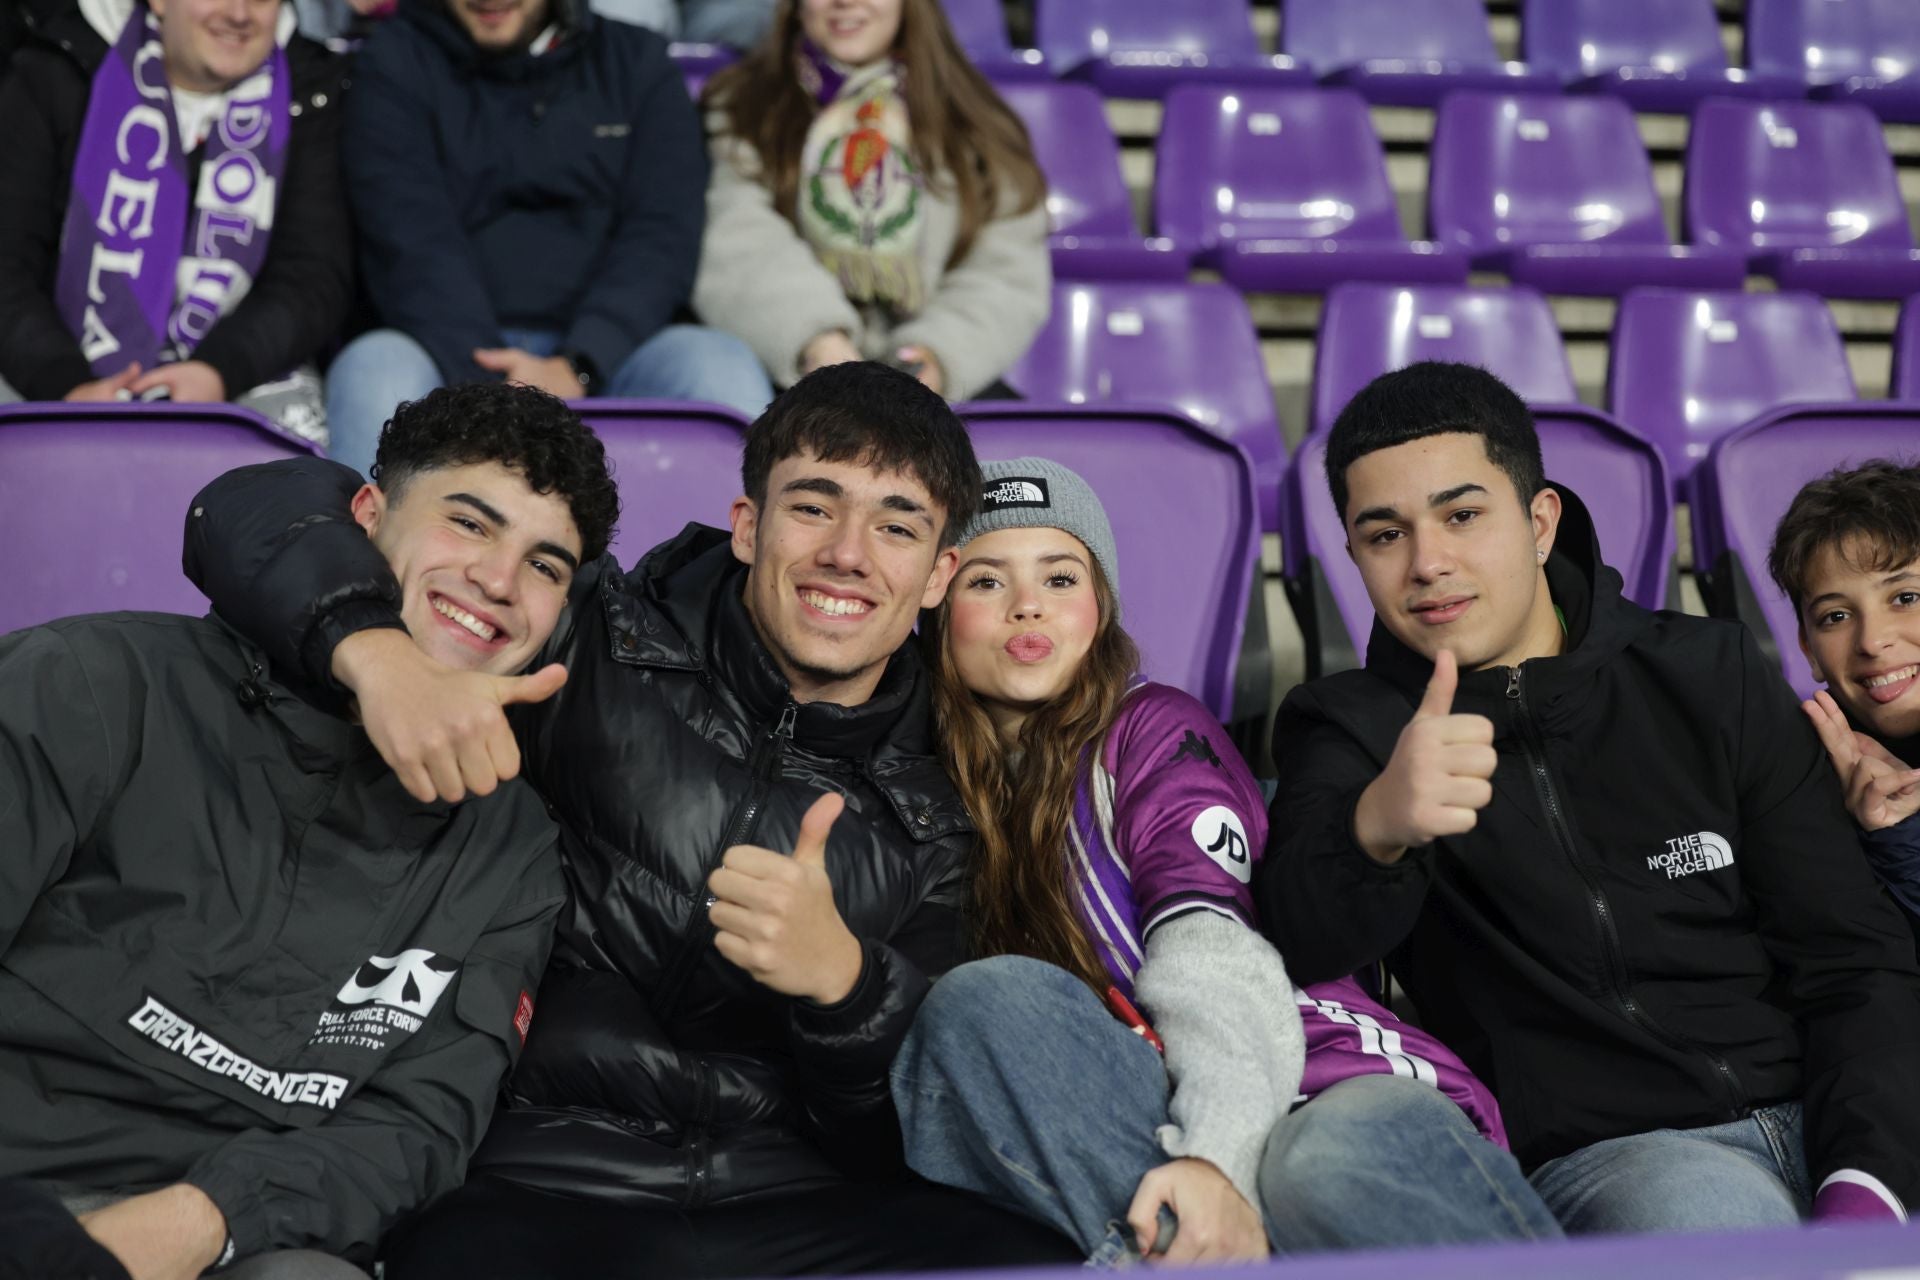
[1351,650,1499,866]
[708,792,865,1003]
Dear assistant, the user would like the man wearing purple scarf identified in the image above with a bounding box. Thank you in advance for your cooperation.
[0,0,349,442]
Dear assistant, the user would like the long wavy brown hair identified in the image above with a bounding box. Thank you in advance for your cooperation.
[928,558,1141,995]
[703,0,1047,270]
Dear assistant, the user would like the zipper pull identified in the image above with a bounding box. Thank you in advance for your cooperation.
[1506,667,1522,700]
[773,704,798,739]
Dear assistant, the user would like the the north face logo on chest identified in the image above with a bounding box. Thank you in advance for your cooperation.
[1648,832,1734,879]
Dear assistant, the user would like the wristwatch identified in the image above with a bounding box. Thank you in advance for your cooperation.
[560,349,600,396]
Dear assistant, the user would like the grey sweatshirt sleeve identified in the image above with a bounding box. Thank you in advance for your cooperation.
[1131,911,1305,1210]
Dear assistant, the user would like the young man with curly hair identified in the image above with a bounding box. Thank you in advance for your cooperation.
[0,382,617,1279]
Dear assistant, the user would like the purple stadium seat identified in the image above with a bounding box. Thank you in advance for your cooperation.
[1153,85,1468,293]
[0,403,319,636]
[1281,0,1557,108]
[1749,0,1920,123]
[994,80,1188,281]
[1309,283,1577,434]
[1607,289,1855,490]
[960,403,1261,722]
[1429,92,1745,295]
[996,281,1287,530]
[1693,404,1920,697]
[1892,294,1920,399]
[1284,407,1673,674]
[1033,0,1311,100]
[671,42,735,100]
[1522,0,1801,113]
[942,0,1049,79]
[1685,98,1920,299]
[569,401,751,570]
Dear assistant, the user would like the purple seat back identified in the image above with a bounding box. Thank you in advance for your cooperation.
[1523,0,1732,81]
[941,0,1013,58]
[1748,0,1920,85]
[1685,98,1915,256]
[0,403,318,635]
[1893,294,1920,399]
[1155,84,1405,253]
[1282,0,1502,71]
[1696,405,1920,696]
[960,404,1260,720]
[1310,283,1577,433]
[571,401,751,570]
[1287,406,1673,665]
[1035,0,1262,74]
[994,80,1138,240]
[1430,92,1671,255]
[999,281,1286,528]
[1608,289,1855,485]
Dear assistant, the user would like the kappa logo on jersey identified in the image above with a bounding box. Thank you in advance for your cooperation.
[981,478,1050,511]
[128,994,349,1110]
[1191,805,1252,883]
[1647,831,1735,879]
[336,949,459,1017]
[1168,730,1221,769]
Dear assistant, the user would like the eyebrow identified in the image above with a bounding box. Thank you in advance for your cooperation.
[781,476,933,527]
[1807,569,1920,613]
[446,491,579,572]
[1351,481,1490,529]
[957,551,1090,574]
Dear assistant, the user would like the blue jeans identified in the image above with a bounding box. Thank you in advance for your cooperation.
[323,325,773,477]
[890,956,1561,1261]
[1529,1104,1812,1234]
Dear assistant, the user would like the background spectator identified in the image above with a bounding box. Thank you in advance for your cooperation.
[0,0,350,445]
[323,0,771,477]
[696,0,1050,400]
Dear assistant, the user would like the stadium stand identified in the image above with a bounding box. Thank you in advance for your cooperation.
[1034,0,1309,99]
[1280,0,1554,106]
[1748,0,1920,122]
[1893,294,1920,399]
[1523,0,1797,111]
[570,400,755,569]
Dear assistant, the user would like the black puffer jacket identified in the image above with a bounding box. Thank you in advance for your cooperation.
[184,458,975,1207]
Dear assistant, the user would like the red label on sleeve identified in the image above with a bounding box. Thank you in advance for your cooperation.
[513,990,535,1044]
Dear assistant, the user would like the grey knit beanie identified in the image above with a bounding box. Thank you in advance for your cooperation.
[957,458,1120,600]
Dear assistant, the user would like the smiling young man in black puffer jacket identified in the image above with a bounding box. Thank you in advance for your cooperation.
[182,362,1079,1277]
[1260,362,1920,1238]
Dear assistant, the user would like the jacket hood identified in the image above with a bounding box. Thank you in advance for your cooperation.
[400,0,590,76]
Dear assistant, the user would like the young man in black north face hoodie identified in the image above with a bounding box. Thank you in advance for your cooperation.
[1259,361,1920,1236]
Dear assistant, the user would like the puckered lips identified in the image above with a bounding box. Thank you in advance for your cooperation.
[427,590,510,653]
[1859,662,1920,706]
[1409,593,1475,626]
[1004,631,1053,664]
[796,582,877,624]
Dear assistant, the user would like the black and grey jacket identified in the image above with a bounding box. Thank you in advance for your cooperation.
[0,612,564,1265]
[1259,487,1920,1209]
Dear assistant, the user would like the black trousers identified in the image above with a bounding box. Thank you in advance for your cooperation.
[383,1175,1081,1280]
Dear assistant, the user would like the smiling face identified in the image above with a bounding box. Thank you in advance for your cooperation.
[1798,540,1920,741]
[1344,432,1564,672]
[799,0,902,66]
[943,526,1103,741]
[730,450,957,706]
[447,0,551,53]
[148,0,280,94]
[353,462,582,677]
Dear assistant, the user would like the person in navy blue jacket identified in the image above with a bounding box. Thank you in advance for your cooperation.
[1770,459,1920,950]
[322,0,773,476]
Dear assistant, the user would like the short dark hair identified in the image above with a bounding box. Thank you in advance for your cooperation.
[741,362,981,546]
[1767,459,1920,613]
[1324,361,1546,521]
[372,382,620,564]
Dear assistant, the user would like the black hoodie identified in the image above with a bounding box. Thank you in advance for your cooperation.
[1259,485,1920,1207]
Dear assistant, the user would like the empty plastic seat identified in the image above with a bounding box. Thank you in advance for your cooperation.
[1693,404,1920,696]
[1310,283,1577,434]
[1430,92,1744,295]
[0,403,319,635]
[1749,0,1920,123]
[569,401,752,570]
[1607,289,1855,490]
[1034,0,1311,100]
[961,403,1263,723]
[1281,0,1556,108]
[1685,98,1920,298]
[1523,0,1800,113]
[672,42,735,100]
[1154,85,1467,292]
[997,281,1288,529]
[995,80,1187,281]
[1892,294,1920,399]
[1283,407,1673,675]
[942,0,1049,79]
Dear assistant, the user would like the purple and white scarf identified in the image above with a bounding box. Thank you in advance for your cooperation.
[54,3,289,375]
